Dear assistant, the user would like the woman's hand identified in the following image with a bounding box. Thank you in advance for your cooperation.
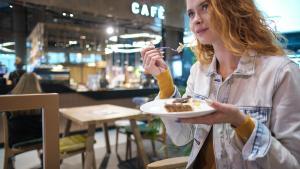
[179,100,246,127]
[140,46,168,76]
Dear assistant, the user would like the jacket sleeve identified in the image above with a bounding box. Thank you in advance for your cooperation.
[159,63,199,146]
[241,61,300,168]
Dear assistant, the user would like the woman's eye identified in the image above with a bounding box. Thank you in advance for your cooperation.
[202,4,208,11]
[188,11,195,18]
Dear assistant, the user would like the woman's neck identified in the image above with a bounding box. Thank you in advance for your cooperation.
[212,41,240,79]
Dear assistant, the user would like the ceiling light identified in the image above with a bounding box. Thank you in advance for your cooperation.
[1,42,15,46]
[70,13,74,17]
[119,33,162,45]
[105,48,113,55]
[62,12,67,16]
[109,36,118,42]
[106,33,162,53]
[106,27,114,35]
[0,42,15,53]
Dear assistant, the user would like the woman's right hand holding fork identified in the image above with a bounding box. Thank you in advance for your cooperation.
[140,45,168,76]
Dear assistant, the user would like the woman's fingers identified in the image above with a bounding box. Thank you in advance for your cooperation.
[210,101,240,116]
[178,101,245,126]
[148,55,164,68]
[144,49,164,68]
[141,46,158,60]
[144,50,162,65]
[141,46,168,76]
[141,46,155,60]
[210,101,227,110]
[179,113,218,124]
[157,58,168,69]
[145,55,165,72]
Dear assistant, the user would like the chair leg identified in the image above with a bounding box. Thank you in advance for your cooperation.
[92,152,96,169]
[125,133,133,160]
[8,157,15,169]
[151,139,157,157]
[4,151,9,169]
[81,152,85,169]
[125,134,129,160]
[115,127,119,154]
[4,148,12,169]
[128,136,132,159]
[163,136,168,158]
[163,144,168,158]
[37,149,43,168]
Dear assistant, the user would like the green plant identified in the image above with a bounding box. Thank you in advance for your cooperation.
[147,116,193,156]
[177,86,186,96]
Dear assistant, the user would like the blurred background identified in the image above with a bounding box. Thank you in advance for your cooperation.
[0,0,299,93]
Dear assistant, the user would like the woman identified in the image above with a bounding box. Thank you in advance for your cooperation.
[8,72,43,147]
[141,0,300,168]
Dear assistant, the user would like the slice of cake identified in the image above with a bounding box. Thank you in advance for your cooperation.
[164,103,193,112]
[164,97,193,112]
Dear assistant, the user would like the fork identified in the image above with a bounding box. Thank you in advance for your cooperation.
[159,46,179,53]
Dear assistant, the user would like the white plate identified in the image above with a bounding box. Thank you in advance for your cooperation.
[140,99,215,118]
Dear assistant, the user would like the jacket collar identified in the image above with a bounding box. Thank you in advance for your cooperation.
[206,50,257,77]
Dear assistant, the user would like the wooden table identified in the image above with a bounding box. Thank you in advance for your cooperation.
[60,104,149,169]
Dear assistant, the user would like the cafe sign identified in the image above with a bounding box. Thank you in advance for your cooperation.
[131,1,165,20]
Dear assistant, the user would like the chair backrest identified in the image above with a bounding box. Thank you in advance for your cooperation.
[4,109,43,149]
[0,93,60,169]
[2,112,10,151]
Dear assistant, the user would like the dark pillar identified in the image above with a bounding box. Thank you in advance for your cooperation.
[13,5,27,65]
[161,26,184,61]
[161,26,184,85]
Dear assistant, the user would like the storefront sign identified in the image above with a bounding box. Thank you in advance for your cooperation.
[131,2,165,20]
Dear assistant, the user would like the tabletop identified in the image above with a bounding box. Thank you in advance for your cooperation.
[59,104,150,168]
[60,104,143,125]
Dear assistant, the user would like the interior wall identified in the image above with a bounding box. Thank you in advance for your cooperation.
[20,0,185,29]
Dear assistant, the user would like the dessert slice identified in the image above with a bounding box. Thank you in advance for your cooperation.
[164,103,193,112]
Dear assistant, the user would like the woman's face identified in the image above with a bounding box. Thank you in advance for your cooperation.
[186,0,219,45]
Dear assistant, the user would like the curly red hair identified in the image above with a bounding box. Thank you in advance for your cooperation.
[192,0,285,64]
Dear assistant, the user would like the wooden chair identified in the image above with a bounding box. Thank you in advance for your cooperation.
[115,96,168,160]
[2,112,43,169]
[2,111,94,169]
[0,93,60,169]
[147,156,189,169]
[114,119,146,160]
[116,116,168,160]
[59,134,90,168]
[60,119,97,169]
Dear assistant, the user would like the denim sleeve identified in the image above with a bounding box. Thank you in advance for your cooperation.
[242,62,300,168]
[242,119,271,160]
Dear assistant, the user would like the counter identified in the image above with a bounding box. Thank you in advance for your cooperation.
[1,83,159,99]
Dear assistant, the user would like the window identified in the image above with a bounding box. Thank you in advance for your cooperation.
[47,52,66,64]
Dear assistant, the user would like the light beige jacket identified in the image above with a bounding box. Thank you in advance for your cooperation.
[161,54,300,169]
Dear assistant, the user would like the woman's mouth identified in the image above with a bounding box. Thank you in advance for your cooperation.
[196,28,209,35]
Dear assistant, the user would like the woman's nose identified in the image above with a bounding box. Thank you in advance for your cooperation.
[192,13,203,25]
